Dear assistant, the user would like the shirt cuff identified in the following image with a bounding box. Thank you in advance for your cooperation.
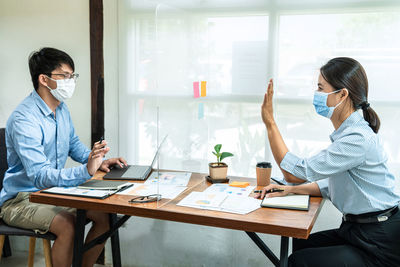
[82,151,91,164]
[80,163,92,179]
[280,152,301,175]
[315,179,330,199]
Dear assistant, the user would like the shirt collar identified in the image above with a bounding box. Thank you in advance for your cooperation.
[32,89,64,117]
[330,111,363,142]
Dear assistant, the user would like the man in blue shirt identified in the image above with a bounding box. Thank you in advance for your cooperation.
[0,47,127,267]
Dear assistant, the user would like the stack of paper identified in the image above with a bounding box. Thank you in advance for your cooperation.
[117,172,192,200]
[117,183,187,199]
[177,191,261,215]
[203,184,255,196]
[145,172,192,186]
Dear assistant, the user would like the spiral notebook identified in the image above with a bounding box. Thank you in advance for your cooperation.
[261,194,309,211]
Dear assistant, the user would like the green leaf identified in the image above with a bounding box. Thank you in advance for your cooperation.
[220,152,234,162]
[212,152,218,157]
[214,144,222,154]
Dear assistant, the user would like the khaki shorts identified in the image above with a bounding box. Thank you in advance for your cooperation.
[0,192,75,234]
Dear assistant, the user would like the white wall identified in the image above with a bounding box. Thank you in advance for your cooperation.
[0,0,91,147]
[0,0,91,253]
[1,0,341,266]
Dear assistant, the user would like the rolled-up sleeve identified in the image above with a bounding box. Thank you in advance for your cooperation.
[11,115,91,189]
[315,179,330,199]
[280,132,369,182]
[68,122,91,164]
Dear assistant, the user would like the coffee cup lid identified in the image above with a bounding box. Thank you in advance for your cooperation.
[256,162,272,168]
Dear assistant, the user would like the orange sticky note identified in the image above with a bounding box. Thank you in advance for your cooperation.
[229,181,250,188]
[201,81,207,97]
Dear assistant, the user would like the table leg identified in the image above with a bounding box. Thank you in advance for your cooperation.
[280,236,289,267]
[72,209,86,267]
[2,236,11,257]
[109,214,122,267]
[246,232,280,267]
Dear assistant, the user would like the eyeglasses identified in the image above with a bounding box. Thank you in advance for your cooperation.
[48,73,80,81]
[128,194,162,203]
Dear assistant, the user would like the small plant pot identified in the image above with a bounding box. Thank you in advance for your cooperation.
[208,162,228,179]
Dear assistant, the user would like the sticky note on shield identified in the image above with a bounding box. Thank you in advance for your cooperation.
[198,103,204,119]
[193,81,200,98]
[201,81,207,97]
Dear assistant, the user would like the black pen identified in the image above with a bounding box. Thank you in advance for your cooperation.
[271,177,285,185]
[254,188,284,194]
[99,136,104,144]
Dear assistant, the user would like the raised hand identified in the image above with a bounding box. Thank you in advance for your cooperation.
[261,78,275,127]
[87,140,110,176]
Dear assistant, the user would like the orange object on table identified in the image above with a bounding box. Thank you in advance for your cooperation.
[229,181,250,188]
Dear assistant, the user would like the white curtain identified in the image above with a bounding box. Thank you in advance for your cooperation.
[118,0,400,180]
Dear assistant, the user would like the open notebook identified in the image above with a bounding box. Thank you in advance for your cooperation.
[261,194,309,211]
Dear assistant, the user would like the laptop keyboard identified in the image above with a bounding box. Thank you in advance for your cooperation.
[122,166,149,178]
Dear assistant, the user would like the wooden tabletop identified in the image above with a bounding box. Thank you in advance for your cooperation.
[30,171,324,239]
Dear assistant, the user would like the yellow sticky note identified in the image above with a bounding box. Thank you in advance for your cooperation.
[229,181,250,188]
[201,81,207,97]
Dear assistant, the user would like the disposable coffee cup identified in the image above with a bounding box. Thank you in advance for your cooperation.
[256,162,272,186]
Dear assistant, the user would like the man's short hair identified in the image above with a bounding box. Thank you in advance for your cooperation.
[28,47,75,90]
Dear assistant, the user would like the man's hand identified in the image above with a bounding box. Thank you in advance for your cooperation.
[261,78,275,127]
[99,157,128,173]
[87,140,110,176]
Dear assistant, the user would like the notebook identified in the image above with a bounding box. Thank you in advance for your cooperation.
[42,186,122,199]
[103,136,167,180]
[41,180,134,199]
[261,194,310,211]
[77,180,133,190]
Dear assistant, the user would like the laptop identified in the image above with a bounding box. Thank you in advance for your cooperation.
[103,136,167,180]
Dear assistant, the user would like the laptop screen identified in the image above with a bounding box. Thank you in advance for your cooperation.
[150,135,167,167]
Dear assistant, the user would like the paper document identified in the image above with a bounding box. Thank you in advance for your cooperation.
[203,184,255,197]
[219,195,261,214]
[177,192,227,209]
[117,183,187,199]
[177,192,261,215]
[145,172,192,186]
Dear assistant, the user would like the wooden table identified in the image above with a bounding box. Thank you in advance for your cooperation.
[30,171,324,267]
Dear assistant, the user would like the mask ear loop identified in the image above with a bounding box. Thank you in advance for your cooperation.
[334,88,348,108]
[44,75,56,90]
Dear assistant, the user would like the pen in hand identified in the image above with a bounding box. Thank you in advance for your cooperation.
[99,136,104,144]
[254,188,284,194]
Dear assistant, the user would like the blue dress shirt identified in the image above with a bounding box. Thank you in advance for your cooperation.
[0,90,91,206]
[280,111,400,215]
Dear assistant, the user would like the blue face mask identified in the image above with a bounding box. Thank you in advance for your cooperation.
[313,90,343,119]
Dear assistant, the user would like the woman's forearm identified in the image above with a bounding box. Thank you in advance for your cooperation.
[288,182,322,197]
[266,121,305,183]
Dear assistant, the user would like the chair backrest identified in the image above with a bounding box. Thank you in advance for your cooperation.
[0,128,7,190]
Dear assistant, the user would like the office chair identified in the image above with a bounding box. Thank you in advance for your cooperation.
[0,128,56,267]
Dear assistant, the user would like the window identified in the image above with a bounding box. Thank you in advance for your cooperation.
[117,0,400,178]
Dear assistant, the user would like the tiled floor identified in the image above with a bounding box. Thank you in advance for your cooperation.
[0,251,110,266]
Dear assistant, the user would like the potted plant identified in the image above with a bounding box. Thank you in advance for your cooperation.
[209,144,234,180]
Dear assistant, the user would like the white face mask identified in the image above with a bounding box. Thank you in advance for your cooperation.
[46,77,76,102]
